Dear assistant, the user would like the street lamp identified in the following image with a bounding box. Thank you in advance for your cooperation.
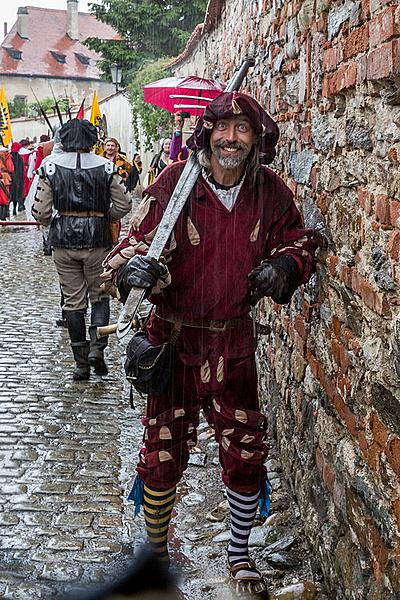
[110,63,122,92]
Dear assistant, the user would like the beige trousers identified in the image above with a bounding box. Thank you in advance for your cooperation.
[53,247,110,311]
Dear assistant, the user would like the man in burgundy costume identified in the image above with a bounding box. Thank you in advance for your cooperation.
[102,92,316,597]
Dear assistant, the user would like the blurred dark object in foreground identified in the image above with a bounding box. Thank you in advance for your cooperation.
[61,550,177,599]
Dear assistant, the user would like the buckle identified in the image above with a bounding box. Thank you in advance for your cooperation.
[209,320,227,332]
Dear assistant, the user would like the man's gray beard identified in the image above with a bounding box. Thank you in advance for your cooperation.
[212,144,251,170]
[215,154,246,170]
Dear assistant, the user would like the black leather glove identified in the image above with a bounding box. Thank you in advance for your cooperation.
[117,255,168,301]
[248,256,300,305]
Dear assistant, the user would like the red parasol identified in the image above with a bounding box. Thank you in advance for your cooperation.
[143,75,225,117]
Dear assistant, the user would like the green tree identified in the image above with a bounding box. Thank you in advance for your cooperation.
[28,97,70,120]
[128,58,173,150]
[86,0,208,81]
[9,97,28,119]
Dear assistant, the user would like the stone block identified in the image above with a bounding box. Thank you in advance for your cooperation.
[289,151,319,184]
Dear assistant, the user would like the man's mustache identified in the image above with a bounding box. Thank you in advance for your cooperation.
[214,141,248,151]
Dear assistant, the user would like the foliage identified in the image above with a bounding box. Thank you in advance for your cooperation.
[9,96,27,119]
[128,58,173,151]
[9,96,70,120]
[86,0,208,82]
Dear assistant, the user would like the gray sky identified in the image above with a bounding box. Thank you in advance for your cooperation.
[2,1,97,42]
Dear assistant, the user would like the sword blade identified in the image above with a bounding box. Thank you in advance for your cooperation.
[116,152,201,339]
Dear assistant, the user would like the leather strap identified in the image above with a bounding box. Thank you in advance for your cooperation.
[155,307,252,332]
[60,211,105,217]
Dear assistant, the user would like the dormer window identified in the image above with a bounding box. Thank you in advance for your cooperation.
[50,50,66,64]
[6,48,22,60]
[75,52,90,66]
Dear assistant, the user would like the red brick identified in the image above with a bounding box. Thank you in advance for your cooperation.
[369,412,390,448]
[358,187,373,215]
[327,254,339,277]
[388,231,400,261]
[343,23,370,59]
[300,124,312,144]
[390,199,400,227]
[357,429,369,458]
[388,146,399,165]
[338,264,353,288]
[393,498,400,532]
[351,270,390,316]
[332,316,343,339]
[367,440,382,473]
[342,327,362,355]
[370,525,389,577]
[361,0,371,20]
[367,40,400,81]
[322,459,336,492]
[369,6,399,48]
[332,391,358,437]
[322,62,357,97]
[331,338,342,368]
[316,192,328,215]
[385,435,400,477]
[374,193,392,225]
[337,372,352,398]
[323,47,340,72]
[294,314,307,339]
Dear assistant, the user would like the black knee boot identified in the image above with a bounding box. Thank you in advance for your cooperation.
[88,299,110,376]
[66,311,90,380]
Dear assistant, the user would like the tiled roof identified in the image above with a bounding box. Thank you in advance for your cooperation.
[202,0,225,33]
[167,24,203,69]
[167,0,226,69]
[0,6,119,80]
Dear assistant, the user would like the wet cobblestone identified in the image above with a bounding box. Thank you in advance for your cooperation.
[0,220,327,599]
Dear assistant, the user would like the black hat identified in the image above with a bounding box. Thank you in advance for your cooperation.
[59,118,98,151]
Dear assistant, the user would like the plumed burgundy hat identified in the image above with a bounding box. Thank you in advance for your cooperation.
[186,91,280,165]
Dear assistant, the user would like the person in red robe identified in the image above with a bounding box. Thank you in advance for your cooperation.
[34,134,51,172]
[0,144,14,219]
[102,92,317,596]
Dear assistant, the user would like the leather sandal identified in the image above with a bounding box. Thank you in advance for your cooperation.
[228,560,268,598]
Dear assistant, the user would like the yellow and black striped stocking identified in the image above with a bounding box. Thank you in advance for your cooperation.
[143,484,176,563]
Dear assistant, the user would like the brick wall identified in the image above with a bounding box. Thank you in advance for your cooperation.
[171,1,400,597]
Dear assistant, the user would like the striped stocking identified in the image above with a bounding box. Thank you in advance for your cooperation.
[143,484,176,563]
[226,487,261,579]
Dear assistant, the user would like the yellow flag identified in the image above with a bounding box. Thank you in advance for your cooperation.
[89,90,102,127]
[0,85,12,146]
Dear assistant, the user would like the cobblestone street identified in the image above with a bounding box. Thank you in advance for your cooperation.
[0,220,326,600]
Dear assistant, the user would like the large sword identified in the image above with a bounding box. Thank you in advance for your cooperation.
[99,53,256,340]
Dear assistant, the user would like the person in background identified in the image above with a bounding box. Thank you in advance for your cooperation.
[170,112,190,163]
[18,138,33,204]
[148,138,172,184]
[32,119,131,380]
[34,134,51,172]
[0,141,14,220]
[133,153,143,174]
[102,137,134,182]
[10,142,24,215]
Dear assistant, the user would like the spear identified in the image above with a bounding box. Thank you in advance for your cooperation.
[64,89,72,120]
[30,88,54,135]
[49,83,64,126]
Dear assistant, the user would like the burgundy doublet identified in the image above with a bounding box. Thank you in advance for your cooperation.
[105,160,316,492]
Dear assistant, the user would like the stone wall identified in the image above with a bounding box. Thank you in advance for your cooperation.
[171,0,400,597]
